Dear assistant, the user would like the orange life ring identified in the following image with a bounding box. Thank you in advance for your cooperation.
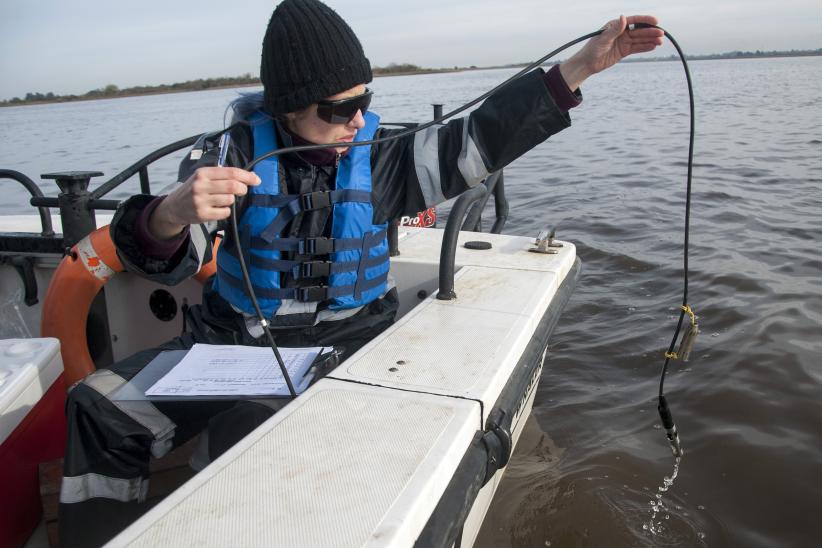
[41,226,218,387]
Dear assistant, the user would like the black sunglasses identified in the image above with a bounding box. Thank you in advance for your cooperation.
[316,89,373,124]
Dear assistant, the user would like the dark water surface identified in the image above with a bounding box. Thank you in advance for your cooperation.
[2,56,821,547]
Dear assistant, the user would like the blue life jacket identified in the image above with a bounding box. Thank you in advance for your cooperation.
[214,111,389,317]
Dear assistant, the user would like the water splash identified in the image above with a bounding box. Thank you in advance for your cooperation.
[642,456,681,535]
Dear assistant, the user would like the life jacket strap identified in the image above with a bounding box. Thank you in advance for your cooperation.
[221,246,388,279]
[246,195,294,208]
[250,229,388,253]
[258,189,372,242]
[353,229,388,300]
[295,270,389,302]
[217,263,389,303]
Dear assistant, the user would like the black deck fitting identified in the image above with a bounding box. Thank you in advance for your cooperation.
[41,171,104,248]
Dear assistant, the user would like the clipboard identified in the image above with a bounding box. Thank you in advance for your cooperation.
[110,345,341,402]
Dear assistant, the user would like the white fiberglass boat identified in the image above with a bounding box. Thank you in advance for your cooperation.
[0,137,578,547]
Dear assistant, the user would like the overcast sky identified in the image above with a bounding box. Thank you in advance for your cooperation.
[2,0,820,100]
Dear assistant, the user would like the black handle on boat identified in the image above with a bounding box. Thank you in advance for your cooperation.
[0,169,55,236]
[461,170,509,234]
[437,184,488,300]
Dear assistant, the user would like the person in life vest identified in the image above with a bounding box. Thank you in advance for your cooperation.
[58,1,663,545]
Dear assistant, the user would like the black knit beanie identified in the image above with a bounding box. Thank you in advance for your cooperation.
[260,0,372,115]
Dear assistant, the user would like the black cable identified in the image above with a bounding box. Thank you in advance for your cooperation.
[242,30,604,172]
[218,134,298,398]
[653,26,695,397]
[227,24,696,438]
[631,23,695,458]
[229,201,298,397]
[226,29,606,401]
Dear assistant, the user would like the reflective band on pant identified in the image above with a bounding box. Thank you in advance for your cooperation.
[60,473,150,504]
[83,369,176,458]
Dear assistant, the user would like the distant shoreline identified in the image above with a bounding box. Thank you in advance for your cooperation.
[3,51,820,108]
[0,66,460,108]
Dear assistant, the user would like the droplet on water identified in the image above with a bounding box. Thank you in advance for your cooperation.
[698,505,705,510]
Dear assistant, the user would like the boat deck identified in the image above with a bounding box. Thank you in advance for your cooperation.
[107,227,576,547]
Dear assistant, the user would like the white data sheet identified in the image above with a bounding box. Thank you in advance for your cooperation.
[145,344,329,397]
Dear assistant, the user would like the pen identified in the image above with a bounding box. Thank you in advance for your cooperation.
[217,132,231,167]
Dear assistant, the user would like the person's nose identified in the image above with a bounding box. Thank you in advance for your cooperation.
[347,110,366,130]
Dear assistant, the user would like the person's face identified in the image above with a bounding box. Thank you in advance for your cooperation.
[285,84,369,154]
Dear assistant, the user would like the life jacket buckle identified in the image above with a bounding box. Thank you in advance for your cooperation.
[299,237,334,255]
[300,191,331,211]
[298,261,331,278]
[297,285,328,302]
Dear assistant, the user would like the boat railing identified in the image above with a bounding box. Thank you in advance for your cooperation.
[462,170,508,234]
[0,169,55,237]
[5,100,510,243]
[89,134,201,201]
[2,104,511,305]
[437,184,488,300]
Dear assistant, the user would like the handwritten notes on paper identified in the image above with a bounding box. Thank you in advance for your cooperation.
[145,344,329,397]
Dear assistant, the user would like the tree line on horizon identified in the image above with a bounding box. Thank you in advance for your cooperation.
[630,47,822,63]
[3,49,820,107]
[1,73,262,107]
[0,63,442,107]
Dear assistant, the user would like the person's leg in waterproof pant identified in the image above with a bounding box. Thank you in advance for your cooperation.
[58,288,398,546]
[57,336,237,548]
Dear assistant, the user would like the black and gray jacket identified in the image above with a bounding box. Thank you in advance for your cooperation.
[110,69,572,329]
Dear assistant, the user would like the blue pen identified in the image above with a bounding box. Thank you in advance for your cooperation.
[217,132,231,167]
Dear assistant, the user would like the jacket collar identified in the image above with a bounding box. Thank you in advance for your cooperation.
[274,119,341,167]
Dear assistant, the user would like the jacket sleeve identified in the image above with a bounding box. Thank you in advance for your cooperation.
[109,124,253,284]
[369,69,572,223]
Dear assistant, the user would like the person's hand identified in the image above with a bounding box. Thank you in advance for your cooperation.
[148,167,261,239]
[559,15,664,91]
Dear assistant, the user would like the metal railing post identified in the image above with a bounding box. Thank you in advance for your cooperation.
[41,171,103,248]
